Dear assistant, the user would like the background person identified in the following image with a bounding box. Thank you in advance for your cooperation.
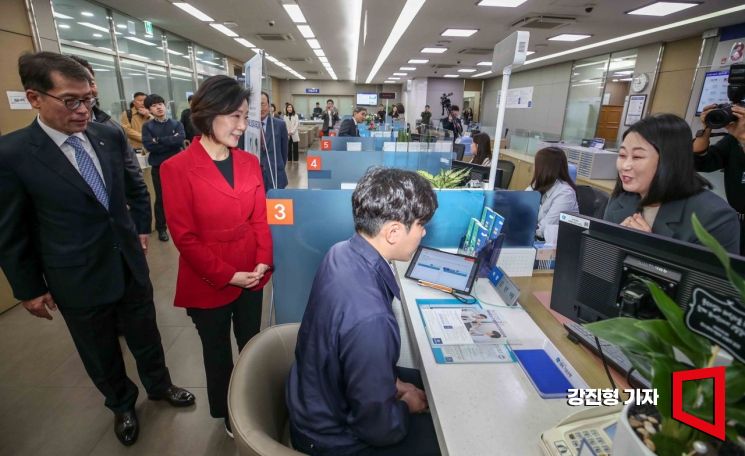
[312,102,323,119]
[180,94,199,142]
[604,113,740,253]
[420,105,432,127]
[390,104,400,120]
[338,106,367,137]
[160,75,273,437]
[287,168,441,456]
[527,147,579,239]
[260,91,289,189]
[322,98,339,136]
[285,103,300,163]
[120,91,152,152]
[470,132,493,166]
[377,104,386,123]
[693,103,745,254]
[442,105,463,143]
[0,52,194,447]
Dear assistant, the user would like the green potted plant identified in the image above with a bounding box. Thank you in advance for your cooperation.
[417,168,471,189]
[586,215,745,456]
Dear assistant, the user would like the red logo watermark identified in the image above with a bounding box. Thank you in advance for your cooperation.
[672,366,726,440]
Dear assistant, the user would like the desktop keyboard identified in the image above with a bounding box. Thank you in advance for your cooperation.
[563,321,651,389]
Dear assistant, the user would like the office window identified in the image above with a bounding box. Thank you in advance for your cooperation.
[113,12,165,63]
[170,69,195,117]
[61,46,121,118]
[52,0,113,52]
[194,45,227,76]
[561,54,610,143]
[121,59,171,117]
[165,33,194,70]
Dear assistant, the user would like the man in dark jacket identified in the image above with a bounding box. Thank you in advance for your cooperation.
[142,94,185,241]
[179,95,199,141]
[338,107,367,137]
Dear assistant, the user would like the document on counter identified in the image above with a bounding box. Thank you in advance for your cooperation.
[416,299,516,364]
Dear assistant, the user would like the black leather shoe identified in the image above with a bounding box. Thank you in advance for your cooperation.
[114,409,139,446]
[157,230,169,242]
[148,385,195,407]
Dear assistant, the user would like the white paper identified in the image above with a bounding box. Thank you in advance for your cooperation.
[383,142,396,151]
[346,142,362,152]
[496,86,534,109]
[625,95,646,125]
[7,91,31,110]
[438,344,512,363]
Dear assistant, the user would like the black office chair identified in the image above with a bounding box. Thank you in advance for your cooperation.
[575,185,610,218]
[496,159,515,189]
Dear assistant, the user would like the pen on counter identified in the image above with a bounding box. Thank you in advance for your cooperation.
[417,280,453,294]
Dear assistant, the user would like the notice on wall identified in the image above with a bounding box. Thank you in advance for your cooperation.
[496,86,534,109]
[243,53,263,158]
[624,94,646,126]
[7,91,31,110]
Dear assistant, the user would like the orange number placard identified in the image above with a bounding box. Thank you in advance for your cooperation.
[307,156,322,171]
[329,131,337,137]
[321,139,332,150]
[266,199,294,225]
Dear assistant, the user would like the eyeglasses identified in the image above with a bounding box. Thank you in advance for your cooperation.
[37,91,97,111]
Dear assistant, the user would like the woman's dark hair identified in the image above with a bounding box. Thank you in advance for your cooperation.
[190,75,251,139]
[470,132,492,165]
[18,52,91,91]
[612,113,709,206]
[285,103,295,117]
[531,147,576,194]
[352,167,438,236]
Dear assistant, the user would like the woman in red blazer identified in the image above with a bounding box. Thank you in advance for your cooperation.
[160,75,273,436]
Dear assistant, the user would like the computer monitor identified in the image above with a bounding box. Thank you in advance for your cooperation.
[451,160,502,188]
[551,213,745,323]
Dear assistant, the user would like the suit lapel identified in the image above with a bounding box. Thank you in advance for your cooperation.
[85,128,113,197]
[233,149,258,194]
[188,141,239,199]
[28,120,100,204]
[653,199,685,238]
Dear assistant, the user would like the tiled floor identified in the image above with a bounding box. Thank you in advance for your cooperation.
[0,150,310,456]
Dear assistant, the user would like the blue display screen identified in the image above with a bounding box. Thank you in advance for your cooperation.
[603,423,617,440]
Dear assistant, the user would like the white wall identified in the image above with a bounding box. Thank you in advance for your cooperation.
[481,61,573,138]
[426,78,465,124]
[403,78,428,125]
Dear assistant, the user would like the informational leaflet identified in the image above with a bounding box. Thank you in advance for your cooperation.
[417,299,515,364]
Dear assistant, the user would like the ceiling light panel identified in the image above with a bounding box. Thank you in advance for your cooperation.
[627,2,699,16]
[393,72,407,76]
[53,12,74,19]
[477,0,527,6]
[458,69,476,73]
[234,38,255,48]
[306,39,321,49]
[297,24,314,38]
[441,28,478,37]
[283,4,307,23]
[472,70,492,77]
[421,47,447,53]
[400,66,416,71]
[313,49,325,57]
[443,74,459,78]
[172,2,214,22]
[210,23,238,37]
[365,0,426,83]
[408,59,429,64]
[548,34,592,42]
[477,61,491,66]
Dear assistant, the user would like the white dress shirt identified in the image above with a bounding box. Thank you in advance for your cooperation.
[37,116,105,181]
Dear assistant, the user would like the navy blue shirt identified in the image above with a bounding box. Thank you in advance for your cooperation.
[286,234,409,452]
[142,118,185,166]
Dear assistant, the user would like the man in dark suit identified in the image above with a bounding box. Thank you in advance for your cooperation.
[442,105,463,143]
[260,91,289,189]
[321,98,340,136]
[338,106,367,137]
[0,52,194,447]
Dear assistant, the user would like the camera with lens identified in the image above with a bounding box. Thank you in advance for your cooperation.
[705,63,745,129]
[440,92,453,116]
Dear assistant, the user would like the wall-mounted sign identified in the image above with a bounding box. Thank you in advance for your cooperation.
[379,92,396,99]
[624,94,646,126]
[144,20,153,35]
[305,88,320,94]
[686,288,745,363]
[7,91,31,110]
[496,86,533,109]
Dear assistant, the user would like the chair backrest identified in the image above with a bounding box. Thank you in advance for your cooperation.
[228,323,304,456]
[496,159,515,189]
[576,185,610,219]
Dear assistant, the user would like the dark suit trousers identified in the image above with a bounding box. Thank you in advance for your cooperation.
[150,165,166,231]
[58,262,171,413]
[290,367,441,456]
[289,138,299,162]
[186,289,263,418]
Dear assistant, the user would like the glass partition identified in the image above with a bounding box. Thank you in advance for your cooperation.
[170,69,195,117]
[52,0,113,51]
[113,12,165,63]
[195,45,227,76]
[561,54,610,144]
[61,46,120,117]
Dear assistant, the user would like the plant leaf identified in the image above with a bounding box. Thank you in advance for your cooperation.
[692,213,745,302]
[651,356,691,421]
[634,319,706,368]
[646,281,711,356]
[725,363,745,405]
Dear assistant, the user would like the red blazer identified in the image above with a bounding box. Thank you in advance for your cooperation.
[160,139,273,309]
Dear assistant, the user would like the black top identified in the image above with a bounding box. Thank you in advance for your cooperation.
[694,134,745,213]
[213,152,234,188]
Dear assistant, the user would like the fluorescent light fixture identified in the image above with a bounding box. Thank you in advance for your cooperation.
[389,77,401,80]
[172,2,214,21]
[525,5,745,67]
[408,58,429,64]
[441,28,478,37]
[365,0,426,83]
[266,55,279,63]
[72,40,92,47]
[477,0,527,6]
[53,12,74,19]
[458,68,476,73]
[472,70,492,77]
[78,22,110,33]
[627,1,699,16]
[235,38,255,48]
[548,34,592,42]
[313,49,325,57]
[443,74,459,78]
[349,0,363,81]
[92,33,103,38]
[297,24,314,38]
[283,4,307,23]
[526,51,535,55]
[210,23,238,37]
[319,56,328,63]
[58,24,71,29]
[400,66,416,71]
[116,24,127,29]
[384,81,397,84]
[477,61,491,66]
[124,35,157,46]
[81,11,94,17]
[421,47,447,53]
[393,72,407,76]
[167,49,184,56]
[306,39,321,49]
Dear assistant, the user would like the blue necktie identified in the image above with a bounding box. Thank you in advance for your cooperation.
[65,135,109,210]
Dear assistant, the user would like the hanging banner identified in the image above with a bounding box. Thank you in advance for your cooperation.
[243,52,263,157]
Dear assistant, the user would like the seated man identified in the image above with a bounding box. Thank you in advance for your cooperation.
[287,168,441,456]
[338,106,367,137]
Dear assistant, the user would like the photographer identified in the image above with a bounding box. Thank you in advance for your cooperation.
[693,103,745,254]
[442,104,463,143]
